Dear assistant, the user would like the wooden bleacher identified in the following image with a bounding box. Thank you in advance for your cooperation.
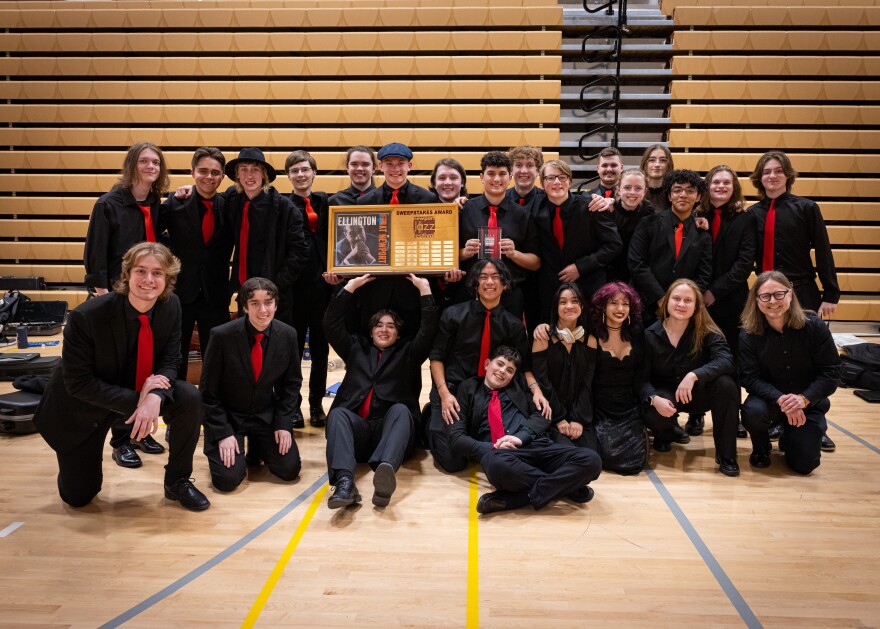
[0,0,561,308]
[662,0,880,322]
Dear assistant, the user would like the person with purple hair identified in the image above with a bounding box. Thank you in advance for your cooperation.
[588,282,649,474]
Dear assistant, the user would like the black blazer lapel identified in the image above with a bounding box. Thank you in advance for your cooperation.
[234,321,257,384]
[111,294,129,375]
[677,220,696,261]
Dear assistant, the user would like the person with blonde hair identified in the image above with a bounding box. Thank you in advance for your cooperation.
[738,271,840,474]
[636,279,740,476]
[34,242,210,510]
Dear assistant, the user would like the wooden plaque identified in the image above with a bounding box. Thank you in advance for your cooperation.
[327,203,459,275]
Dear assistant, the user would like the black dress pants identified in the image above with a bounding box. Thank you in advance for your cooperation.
[291,280,330,409]
[480,442,602,510]
[325,404,414,485]
[55,381,202,508]
[642,375,739,460]
[741,395,826,475]
[428,387,470,473]
[178,294,230,380]
[206,417,301,492]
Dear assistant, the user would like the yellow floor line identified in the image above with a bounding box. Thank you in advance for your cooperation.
[467,469,480,629]
[240,483,329,628]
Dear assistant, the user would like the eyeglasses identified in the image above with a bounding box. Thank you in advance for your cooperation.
[757,289,790,303]
[670,187,698,196]
[288,167,313,175]
[620,185,645,192]
[543,175,570,183]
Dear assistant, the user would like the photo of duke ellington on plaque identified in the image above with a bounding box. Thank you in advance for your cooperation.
[334,212,390,267]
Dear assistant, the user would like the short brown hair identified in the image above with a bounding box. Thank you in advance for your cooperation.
[598,147,622,160]
[740,271,807,335]
[540,159,573,182]
[117,142,169,197]
[237,277,279,309]
[113,241,180,300]
[284,149,317,173]
[191,146,225,170]
[749,150,797,199]
[344,145,377,168]
[429,157,468,197]
[508,145,544,170]
[369,308,403,333]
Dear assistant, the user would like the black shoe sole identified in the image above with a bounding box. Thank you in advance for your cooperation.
[328,492,361,510]
[372,463,397,507]
[112,452,143,468]
[749,457,771,469]
[685,427,704,437]
[652,441,672,453]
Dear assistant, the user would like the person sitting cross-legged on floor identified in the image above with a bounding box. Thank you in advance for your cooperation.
[449,345,602,515]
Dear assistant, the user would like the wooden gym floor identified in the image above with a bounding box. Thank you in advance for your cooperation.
[1,341,879,628]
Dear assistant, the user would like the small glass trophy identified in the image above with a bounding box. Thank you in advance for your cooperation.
[478,226,502,259]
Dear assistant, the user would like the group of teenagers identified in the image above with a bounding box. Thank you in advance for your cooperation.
[31,140,841,515]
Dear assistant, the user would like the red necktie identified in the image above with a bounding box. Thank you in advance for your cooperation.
[604,189,613,198]
[762,198,776,272]
[477,309,491,377]
[711,208,722,242]
[674,222,684,260]
[488,390,505,443]
[304,197,319,232]
[201,199,214,244]
[251,332,264,382]
[487,205,500,257]
[135,314,152,392]
[390,189,400,205]
[138,204,156,242]
[553,206,564,249]
[518,197,525,206]
[358,350,382,419]
[238,200,250,285]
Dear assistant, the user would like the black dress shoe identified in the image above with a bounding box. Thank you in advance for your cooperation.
[768,424,783,440]
[685,413,704,436]
[566,486,595,504]
[716,456,740,477]
[131,434,166,455]
[736,420,748,439]
[328,476,361,509]
[309,406,327,428]
[164,478,210,511]
[821,433,836,452]
[292,410,305,430]
[652,439,672,453]
[112,444,143,468]
[671,425,691,444]
[372,462,397,507]
[749,451,771,468]
[476,490,530,514]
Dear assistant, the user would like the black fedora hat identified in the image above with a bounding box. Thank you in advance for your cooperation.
[225,147,277,182]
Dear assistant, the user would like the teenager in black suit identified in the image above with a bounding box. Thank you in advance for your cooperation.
[328,146,377,206]
[637,279,741,477]
[449,346,602,514]
[588,147,623,199]
[33,242,209,510]
[157,147,233,381]
[629,169,713,327]
[200,277,302,492]
[323,273,439,509]
[534,159,621,318]
[606,169,653,284]
[285,149,332,429]
[457,151,541,319]
[84,141,171,461]
[428,259,531,473]
[697,165,756,439]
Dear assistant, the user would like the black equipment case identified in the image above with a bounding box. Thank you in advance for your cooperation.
[0,353,61,381]
[0,390,41,434]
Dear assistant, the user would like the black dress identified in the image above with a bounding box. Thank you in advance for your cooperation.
[532,338,597,451]
[593,340,647,474]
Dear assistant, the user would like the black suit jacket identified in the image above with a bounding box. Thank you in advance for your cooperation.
[199,317,301,448]
[628,210,713,308]
[323,288,439,419]
[357,180,438,205]
[534,193,622,306]
[289,191,330,284]
[448,376,550,460]
[157,192,233,305]
[704,209,756,310]
[33,292,182,452]
[227,187,308,295]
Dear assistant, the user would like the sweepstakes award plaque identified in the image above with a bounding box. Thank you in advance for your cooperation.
[327,203,459,275]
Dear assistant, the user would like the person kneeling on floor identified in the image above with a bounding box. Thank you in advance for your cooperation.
[200,277,302,491]
[448,345,602,514]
